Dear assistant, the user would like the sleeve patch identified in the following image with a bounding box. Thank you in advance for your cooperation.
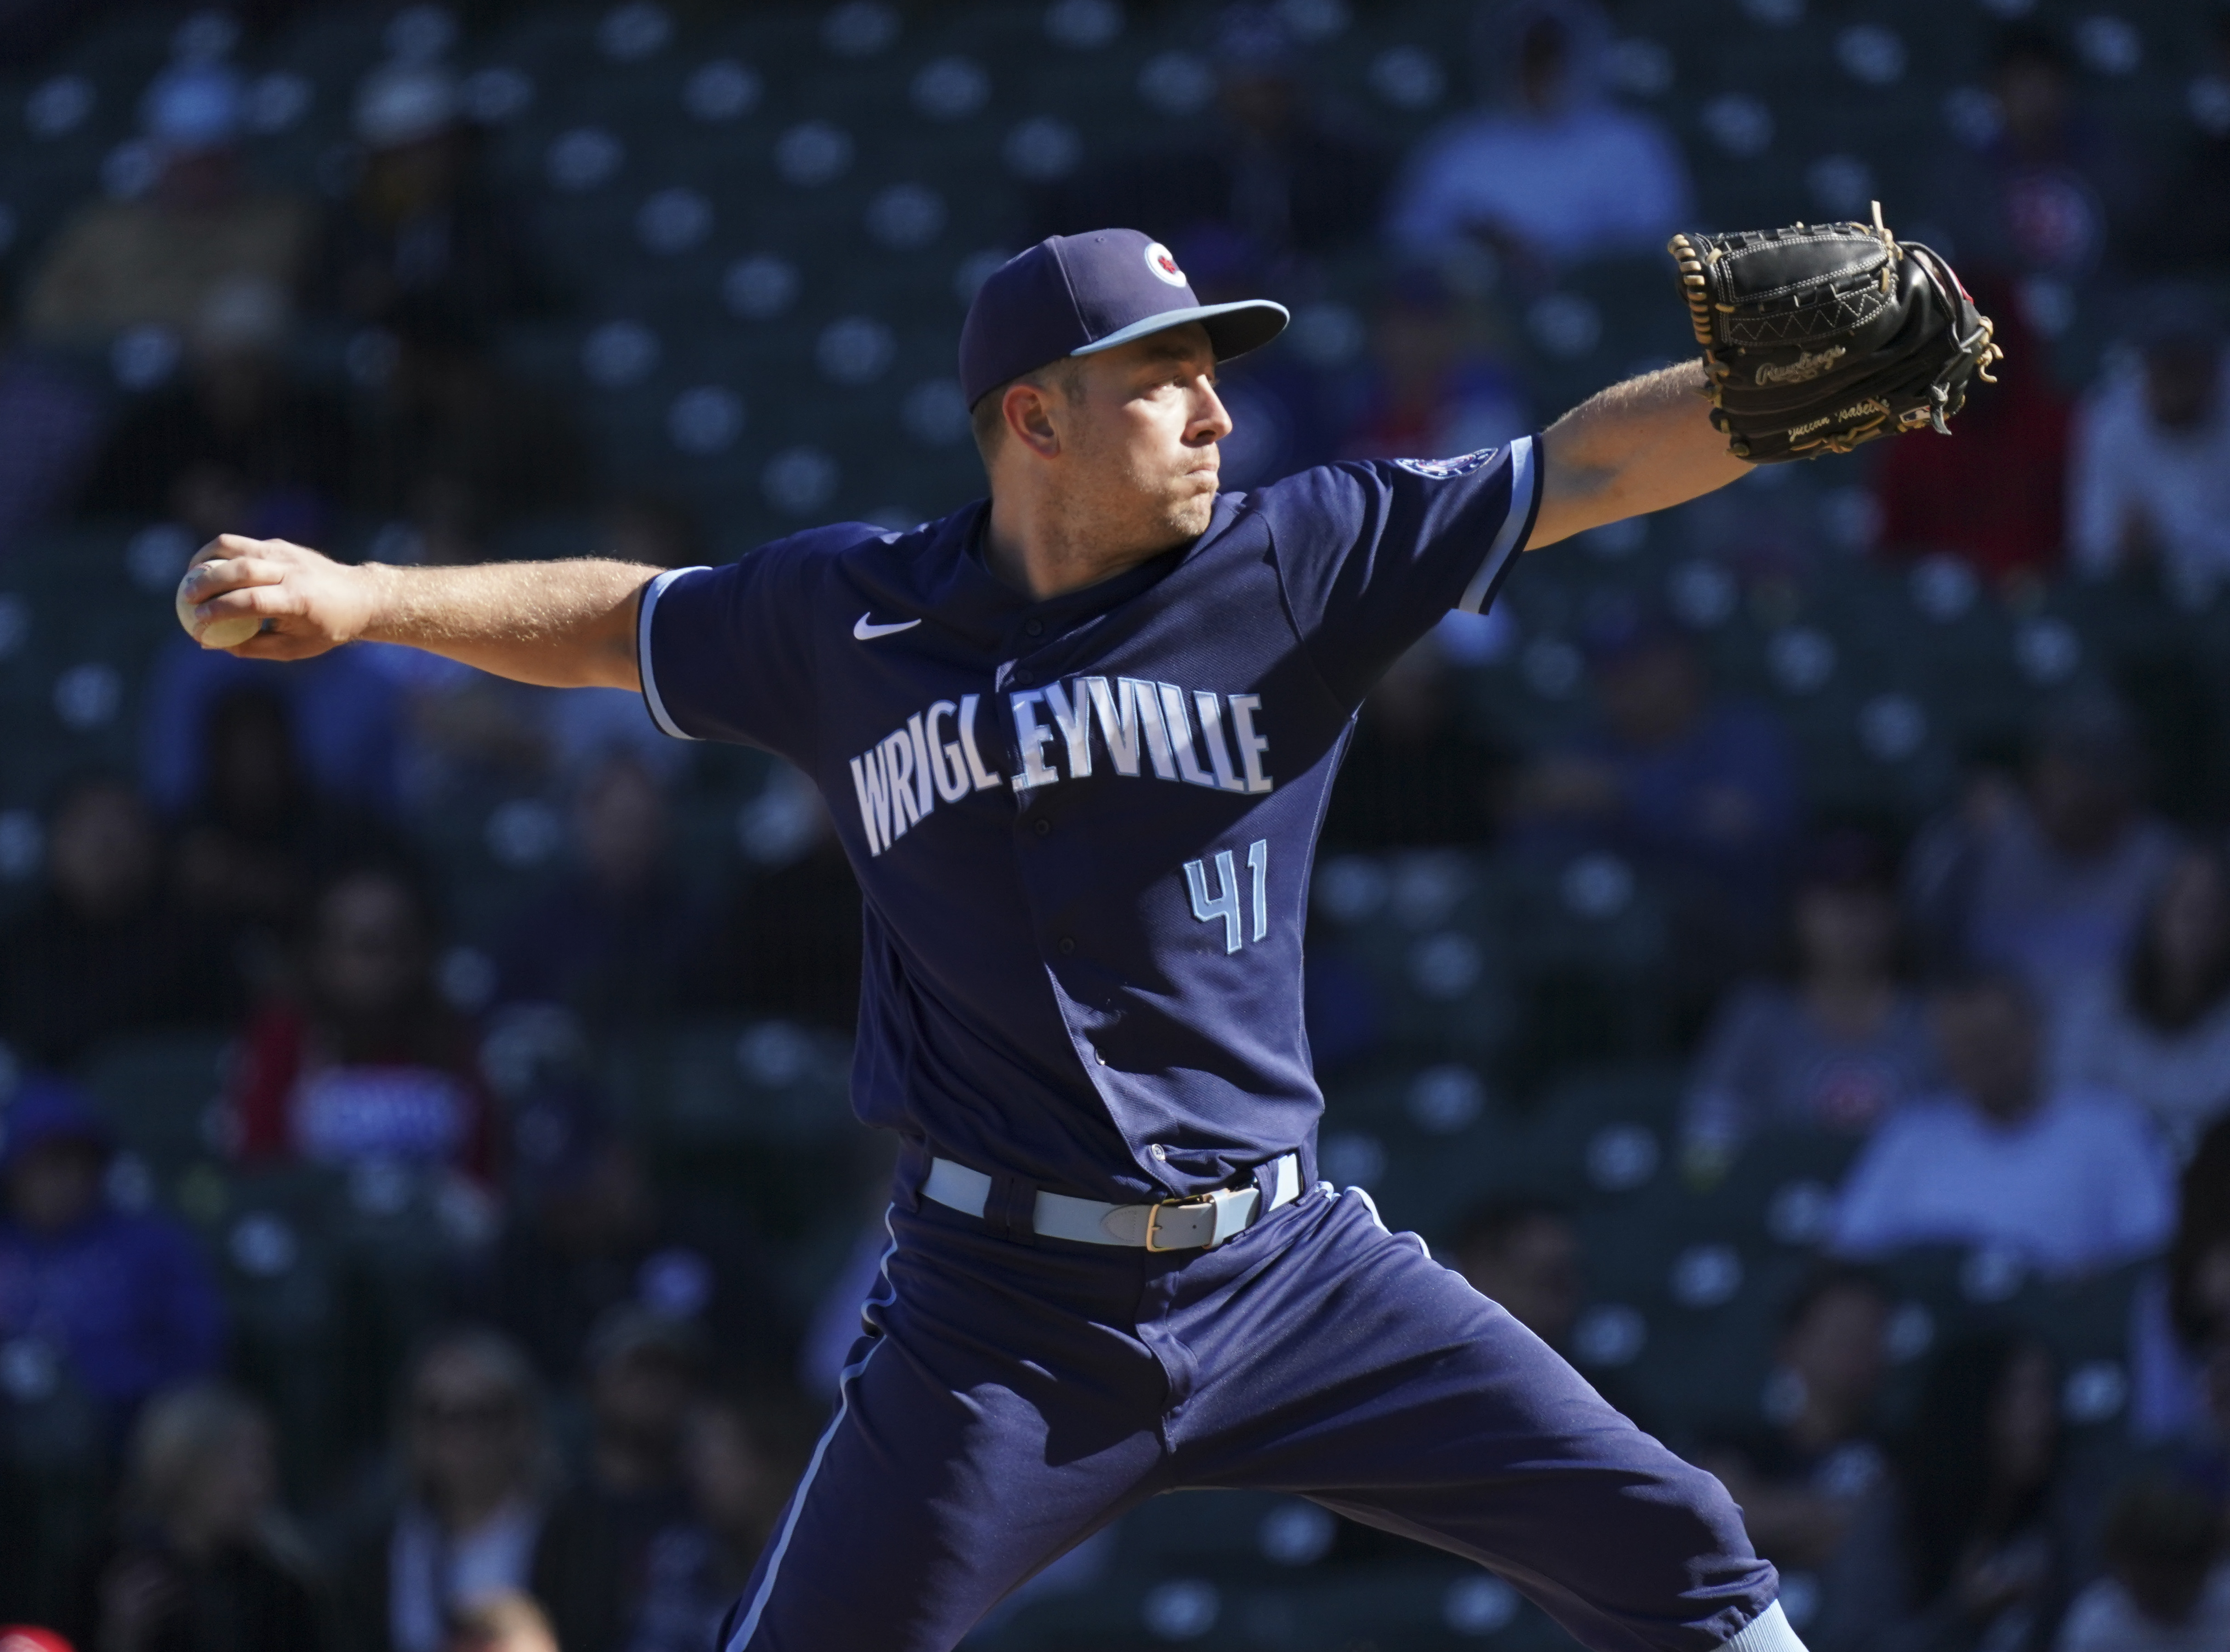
[1392,448,1500,479]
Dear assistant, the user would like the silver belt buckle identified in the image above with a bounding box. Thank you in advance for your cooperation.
[1143,1192,1219,1253]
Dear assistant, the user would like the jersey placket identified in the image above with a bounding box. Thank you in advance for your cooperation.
[996,622,1107,1093]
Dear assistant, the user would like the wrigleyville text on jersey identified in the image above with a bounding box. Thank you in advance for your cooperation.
[847,677,1275,857]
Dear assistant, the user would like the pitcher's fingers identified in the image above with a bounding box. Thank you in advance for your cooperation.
[194,580,309,627]
[185,556,297,604]
[225,627,337,661]
[188,534,274,571]
[180,557,241,599]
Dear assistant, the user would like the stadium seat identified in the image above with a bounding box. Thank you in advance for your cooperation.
[652,1016,857,1147]
[79,1029,234,1175]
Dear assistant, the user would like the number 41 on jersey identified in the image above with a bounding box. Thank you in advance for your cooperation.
[1185,840,1268,955]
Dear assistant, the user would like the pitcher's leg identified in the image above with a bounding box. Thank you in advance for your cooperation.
[723,1233,1167,1652]
[1177,1191,1791,1652]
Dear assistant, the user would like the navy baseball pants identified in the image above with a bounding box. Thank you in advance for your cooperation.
[719,1181,1792,1652]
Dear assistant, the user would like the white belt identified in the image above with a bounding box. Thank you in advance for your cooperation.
[924,1153,1303,1252]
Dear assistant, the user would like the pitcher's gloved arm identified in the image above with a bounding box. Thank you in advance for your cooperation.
[1528,363,1747,550]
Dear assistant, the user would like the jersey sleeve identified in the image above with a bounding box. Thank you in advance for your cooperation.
[637,541,822,763]
[1256,435,1541,707]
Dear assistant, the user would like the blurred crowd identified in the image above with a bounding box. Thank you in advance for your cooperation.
[3,0,2230,1650]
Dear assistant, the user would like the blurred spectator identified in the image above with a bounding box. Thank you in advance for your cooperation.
[0,0,87,60]
[2130,1120,2230,1445]
[1318,636,1508,850]
[1038,6,1387,259]
[1907,694,2181,1016]
[23,64,310,349]
[581,1310,704,1607]
[314,64,545,348]
[1926,24,2144,308]
[495,755,707,1032]
[1814,1334,2074,1652]
[445,1594,555,1652]
[1684,832,1938,1167]
[685,776,862,1033]
[387,505,693,817]
[1873,287,2069,581]
[1506,610,1799,953]
[1451,1199,1580,1353]
[2128,13,2230,278]
[593,495,701,574]
[0,1079,223,1424]
[2168,1123,2230,1380]
[85,1383,321,1652]
[1298,944,1380,1076]
[1169,227,1339,490]
[796,1144,901,1404]
[1830,972,2174,1276]
[1334,267,1529,463]
[466,1084,785,1390]
[1697,1270,1891,1573]
[173,686,383,993]
[332,1330,620,1652]
[141,639,405,823]
[76,295,348,545]
[228,866,495,1180]
[0,309,103,560]
[0,778,236,1067]
[349,319,591,540]
[2068,296,2230,605]
[382,656,557,815]
[2054,847,2230,1162]
[627,1395,797,1652]
[1386,0,1691,279]
[2197,1329,2230,1474]
[2054,1472,2230,1652]
[1449,1198,1661,1439]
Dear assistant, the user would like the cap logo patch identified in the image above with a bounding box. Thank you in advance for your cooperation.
[1143,240,1188,287]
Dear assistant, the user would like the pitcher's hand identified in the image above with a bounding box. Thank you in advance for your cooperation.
[182,535,382,660]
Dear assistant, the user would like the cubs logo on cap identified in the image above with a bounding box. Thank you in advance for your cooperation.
[958,228,1289,407]
[1,1630,77,1652]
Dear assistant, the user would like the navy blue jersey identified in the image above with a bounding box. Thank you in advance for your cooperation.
[640,438,1540,1202]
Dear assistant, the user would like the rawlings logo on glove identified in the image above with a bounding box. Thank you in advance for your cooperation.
[1669,203,2002,463]
[1753,346,1847,387]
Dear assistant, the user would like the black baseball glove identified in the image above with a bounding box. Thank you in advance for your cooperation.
[1668,205,2003,463]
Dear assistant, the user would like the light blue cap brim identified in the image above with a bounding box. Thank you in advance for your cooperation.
[1069,298,1291,362]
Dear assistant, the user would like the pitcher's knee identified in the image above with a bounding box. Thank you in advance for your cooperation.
[1647,1452,1782,1631]
[1588,1438,1776,1595]
[1663,1450,1760,1559]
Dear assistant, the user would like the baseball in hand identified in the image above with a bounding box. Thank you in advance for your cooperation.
[175,572,262,649]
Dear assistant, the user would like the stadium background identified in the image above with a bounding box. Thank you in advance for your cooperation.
[1,0,2228,1648]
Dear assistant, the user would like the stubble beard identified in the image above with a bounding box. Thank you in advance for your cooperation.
[1163,484,1216,543]
[1160,446,1221,543]
[1087,456,1218,559]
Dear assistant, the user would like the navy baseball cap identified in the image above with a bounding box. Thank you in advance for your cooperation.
[0,1076,113,1171]
[959,228,1289,408]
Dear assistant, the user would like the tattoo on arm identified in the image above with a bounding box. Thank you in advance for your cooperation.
[1529,363,1742,549]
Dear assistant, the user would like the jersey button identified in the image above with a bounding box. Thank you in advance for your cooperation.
[1057,937,1075,955]
[1033,818,1051,837]
[1014,671,1033,686]
[1150,1143,1167,1160]
[1024,618,1044,638]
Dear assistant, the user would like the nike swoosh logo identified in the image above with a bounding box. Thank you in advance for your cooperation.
[854,614,922,641]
